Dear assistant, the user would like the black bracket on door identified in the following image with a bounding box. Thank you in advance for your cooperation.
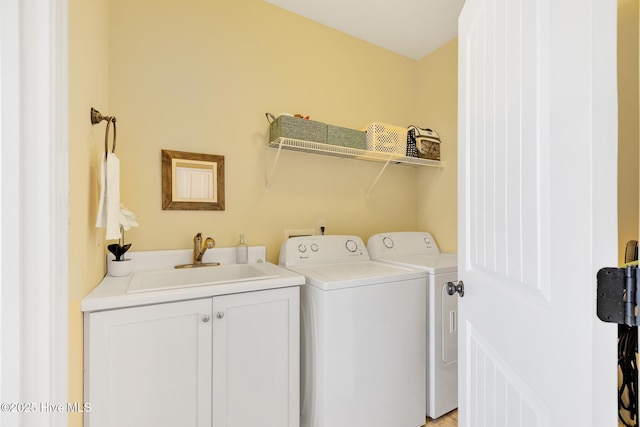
[596,266,638,326]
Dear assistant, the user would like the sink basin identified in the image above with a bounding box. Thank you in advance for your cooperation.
[127,263,279,293]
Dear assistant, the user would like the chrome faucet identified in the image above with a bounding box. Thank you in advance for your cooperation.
[193,232,215,264]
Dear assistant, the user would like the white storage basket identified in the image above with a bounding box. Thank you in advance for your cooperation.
[362,122,407,156]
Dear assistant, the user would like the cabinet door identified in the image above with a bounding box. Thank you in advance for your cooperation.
[85,299,213,427]
[212,287,299,427]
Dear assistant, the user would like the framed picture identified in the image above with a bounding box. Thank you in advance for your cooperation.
[162,149,225,210]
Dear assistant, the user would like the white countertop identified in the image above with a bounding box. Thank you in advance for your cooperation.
[82,246,305,312]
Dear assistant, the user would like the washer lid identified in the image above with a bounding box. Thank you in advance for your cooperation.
[370,253,458,274]
[286,260,425,290]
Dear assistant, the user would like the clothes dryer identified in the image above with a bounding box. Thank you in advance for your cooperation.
[367,231,458,419]
[279,235,426,427]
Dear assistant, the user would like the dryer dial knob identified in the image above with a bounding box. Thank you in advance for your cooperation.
[310,243,319,252]
[345,239,358,253]
[383,237,394,249]
[298,244,307,253]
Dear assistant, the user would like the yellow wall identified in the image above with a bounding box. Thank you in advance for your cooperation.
[108,0,422,259]
[416,40,458,253]
[68,0,110,425]
[68,0,462,422]
[618,0,640,265]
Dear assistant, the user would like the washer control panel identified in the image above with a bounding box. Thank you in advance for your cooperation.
[279,235,369,267]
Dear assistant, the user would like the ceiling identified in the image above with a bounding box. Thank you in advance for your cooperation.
[264,0,466,60]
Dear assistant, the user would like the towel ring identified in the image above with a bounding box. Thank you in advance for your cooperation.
[90,108,117,158]
[104,117,117,157]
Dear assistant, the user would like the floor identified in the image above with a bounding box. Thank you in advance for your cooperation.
[423,410,629,427]
[424,410,458,427]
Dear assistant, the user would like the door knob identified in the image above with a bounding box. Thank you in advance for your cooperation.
[447,281,465,297]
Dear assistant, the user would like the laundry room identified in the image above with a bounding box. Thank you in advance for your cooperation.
[65,0,639,426]
[68,1,460,422]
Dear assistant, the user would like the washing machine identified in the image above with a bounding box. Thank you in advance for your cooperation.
[367,231,458,419]
[279,235,426,427]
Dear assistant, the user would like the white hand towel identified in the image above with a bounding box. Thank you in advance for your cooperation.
[95,156,106,229]
[95,152,121,240]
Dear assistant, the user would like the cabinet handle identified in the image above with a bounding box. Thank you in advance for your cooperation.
[216,312,224,319]
[202,315,211,323]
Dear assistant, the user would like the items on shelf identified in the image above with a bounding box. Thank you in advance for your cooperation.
[266,112,441,162]
[408,125,441,161]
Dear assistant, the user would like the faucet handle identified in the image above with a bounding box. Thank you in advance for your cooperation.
[204,237,215,249]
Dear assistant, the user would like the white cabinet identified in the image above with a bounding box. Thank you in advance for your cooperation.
[84,287,299,427]
[212,287,299,427]
[84,298,212,427]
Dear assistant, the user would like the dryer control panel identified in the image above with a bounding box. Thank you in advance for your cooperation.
[279,235,370,267]
[367,231,441,258]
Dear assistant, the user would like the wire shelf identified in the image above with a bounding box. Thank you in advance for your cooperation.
[267,137,442,168]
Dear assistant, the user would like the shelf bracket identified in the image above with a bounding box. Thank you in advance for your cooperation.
[265,139,285,192]
[366,158,392,197]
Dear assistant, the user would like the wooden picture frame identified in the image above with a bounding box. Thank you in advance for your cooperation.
[162,149,225,210]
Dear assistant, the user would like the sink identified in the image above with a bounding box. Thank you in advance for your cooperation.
[127,263,279,293]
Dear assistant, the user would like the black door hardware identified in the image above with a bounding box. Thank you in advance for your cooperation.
[447,281,464,297]
[597,266,638,326]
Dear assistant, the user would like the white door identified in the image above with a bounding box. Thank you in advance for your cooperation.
[458,0,619,426]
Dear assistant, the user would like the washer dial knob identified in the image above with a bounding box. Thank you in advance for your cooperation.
[298,244,307,253]
[345,239,358,253]
[310,243,319,252]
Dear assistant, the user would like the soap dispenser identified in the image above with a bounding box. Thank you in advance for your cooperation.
[236,233,248,264]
